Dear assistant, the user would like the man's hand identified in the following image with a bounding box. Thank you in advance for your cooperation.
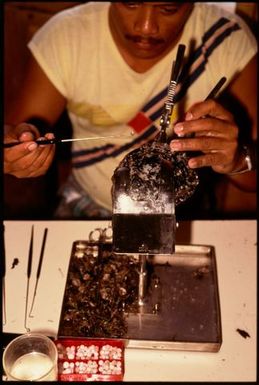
[170,99,242,174]
[4,122,56,178]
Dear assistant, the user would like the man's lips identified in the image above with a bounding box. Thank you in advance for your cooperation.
[125,34,164,49]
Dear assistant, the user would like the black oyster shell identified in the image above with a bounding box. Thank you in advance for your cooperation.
[112,140,199,206]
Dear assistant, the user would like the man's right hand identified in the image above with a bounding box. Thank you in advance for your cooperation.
[4,122,56,178]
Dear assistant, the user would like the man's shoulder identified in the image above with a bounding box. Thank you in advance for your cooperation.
[191,2,255,39]
[53,2,110,20]
[34,2,110,38]
[194,2,249,26]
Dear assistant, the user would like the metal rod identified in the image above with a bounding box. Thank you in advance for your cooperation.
[29,228,48,317]
[24,225,34,332]
[178,77,227,140]
[138,254,147,306]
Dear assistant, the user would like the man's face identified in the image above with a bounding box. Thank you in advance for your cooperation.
[109,2,193,60]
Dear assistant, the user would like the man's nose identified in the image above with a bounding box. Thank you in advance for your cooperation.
[133,7,159,36]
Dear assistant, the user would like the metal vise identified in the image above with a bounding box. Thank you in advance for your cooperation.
[111,140,176,255]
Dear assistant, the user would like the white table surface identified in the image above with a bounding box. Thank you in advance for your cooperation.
[2,219,257,381]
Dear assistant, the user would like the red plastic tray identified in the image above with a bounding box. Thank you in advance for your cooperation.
[55,338,125,381]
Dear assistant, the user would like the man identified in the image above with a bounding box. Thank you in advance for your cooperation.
[4,2,257,218]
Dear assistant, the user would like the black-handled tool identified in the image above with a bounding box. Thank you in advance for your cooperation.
[29,228,48,317]
[205,76,227,100]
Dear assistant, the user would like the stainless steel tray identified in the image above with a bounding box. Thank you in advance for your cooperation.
[58,241,222,352]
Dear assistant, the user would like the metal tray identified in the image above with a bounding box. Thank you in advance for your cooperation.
[58,241,222,352]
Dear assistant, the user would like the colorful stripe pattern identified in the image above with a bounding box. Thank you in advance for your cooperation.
[72,17,240,169]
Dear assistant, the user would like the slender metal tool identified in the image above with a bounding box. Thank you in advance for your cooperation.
[175,76,227,141]
[205,77,227,100]
[29,228,48,317]
[4,134,135,148]
[2,224,6,325]
[24,225,34,332]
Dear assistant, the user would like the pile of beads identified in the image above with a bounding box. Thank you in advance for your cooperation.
[76,344,99,360]
[99,359,122,375]
[100,344,122,360]
[61,361,74,374]
[55,338,124,381]
[74,360,98,374]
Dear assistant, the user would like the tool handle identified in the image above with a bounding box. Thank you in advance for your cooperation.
[205,77,227,100]
[27,226,34,278]
[4,138,58,148]
[36,228,48,279]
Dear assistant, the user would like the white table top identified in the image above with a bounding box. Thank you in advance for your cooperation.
[3,219,257,381]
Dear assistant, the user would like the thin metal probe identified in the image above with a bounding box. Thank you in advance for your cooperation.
[171,76,227,141]
[29,228,48,317]
[182,76,227,141]
[24,225,34,332]
[3,134,135,148]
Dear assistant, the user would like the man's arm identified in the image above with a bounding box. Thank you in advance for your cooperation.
[6,53,67,125]
[4,53,67,178]
[222,54,257,191]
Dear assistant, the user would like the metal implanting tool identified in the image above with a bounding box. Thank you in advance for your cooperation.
[3,134,134,148]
